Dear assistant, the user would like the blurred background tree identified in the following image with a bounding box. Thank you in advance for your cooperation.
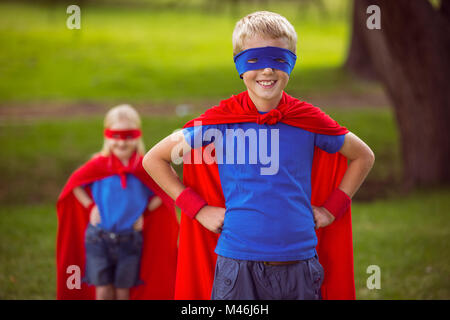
[345,0,450,189]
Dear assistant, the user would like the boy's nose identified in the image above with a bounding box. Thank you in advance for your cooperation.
[262,67,275,74]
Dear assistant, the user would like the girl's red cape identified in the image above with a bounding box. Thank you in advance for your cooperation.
[175,91,355,300]
[56,153,179,299]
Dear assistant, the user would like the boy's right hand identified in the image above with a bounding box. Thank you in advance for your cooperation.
[195,205,225,234]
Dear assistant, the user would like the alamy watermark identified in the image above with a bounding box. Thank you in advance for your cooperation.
[66,265,81,290]
[65,262,382,291]
[170,121,280,176]
[65,5,380,33]
[366,5,381,30]
[366,265,381,290]
[66,5,81,30]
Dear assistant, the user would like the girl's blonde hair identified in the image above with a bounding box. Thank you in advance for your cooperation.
[232,11,297,56]
[99,104,146,157]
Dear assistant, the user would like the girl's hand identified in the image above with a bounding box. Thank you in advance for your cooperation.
[133,215,144,231]
[89,205,101,227]
[312,205,335,229]
[195,205,226,234]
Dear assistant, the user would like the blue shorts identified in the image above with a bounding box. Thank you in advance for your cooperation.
[211,255,324,300]
[83,224,144,289]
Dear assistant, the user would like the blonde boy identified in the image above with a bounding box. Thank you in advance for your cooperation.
[144,11,374,300]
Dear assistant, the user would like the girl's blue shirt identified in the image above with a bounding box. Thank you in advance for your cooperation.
[89,174,154,233]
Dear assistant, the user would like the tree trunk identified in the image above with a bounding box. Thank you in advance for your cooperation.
[344,0,378,80]
[353,0,450,188]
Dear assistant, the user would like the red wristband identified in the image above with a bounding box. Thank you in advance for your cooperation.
[175,187,208,219]
[86,202,96,214]
[322,188,351,220]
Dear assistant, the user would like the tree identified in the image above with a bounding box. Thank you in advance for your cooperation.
[344,0,378,80]
[347,0,450,188]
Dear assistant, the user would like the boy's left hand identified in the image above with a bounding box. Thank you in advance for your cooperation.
[312,205,335,229]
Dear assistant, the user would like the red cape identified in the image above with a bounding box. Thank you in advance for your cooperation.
[175,91,355,300]
[56,153,179,300]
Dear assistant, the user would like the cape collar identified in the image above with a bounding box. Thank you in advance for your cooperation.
[183,90,348,136]
[231,90,288,125]
[106,151,140,188]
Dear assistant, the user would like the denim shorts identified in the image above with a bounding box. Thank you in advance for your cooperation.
[211,255,324,300]
[83,224,144,288]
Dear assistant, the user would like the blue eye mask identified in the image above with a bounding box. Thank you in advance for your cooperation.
[233,46,297,79]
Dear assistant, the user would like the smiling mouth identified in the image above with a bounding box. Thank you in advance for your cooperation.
[256,80,277,88]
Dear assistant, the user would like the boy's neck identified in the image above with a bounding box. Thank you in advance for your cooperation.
[248,90,283,112]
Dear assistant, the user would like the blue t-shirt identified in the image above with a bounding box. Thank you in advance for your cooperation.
[89,174,154,233]
[183,120,345,261]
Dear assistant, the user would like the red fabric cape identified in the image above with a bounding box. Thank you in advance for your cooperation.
[175,91,355,300]
[56,153,179,300]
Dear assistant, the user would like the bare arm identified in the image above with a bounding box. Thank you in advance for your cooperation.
[73,186,93,208]
[143,130,189,200]
[143,130,225,233]
[314,132,375,228]
[338,132,375,197]
[148,196,162,211]
[72,186,101,226]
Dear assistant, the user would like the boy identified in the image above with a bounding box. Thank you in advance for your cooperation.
[143,11,374,300]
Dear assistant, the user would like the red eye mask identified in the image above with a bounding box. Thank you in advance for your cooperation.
[104,129,142,140]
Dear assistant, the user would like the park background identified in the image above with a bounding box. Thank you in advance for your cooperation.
[0,0,448,299]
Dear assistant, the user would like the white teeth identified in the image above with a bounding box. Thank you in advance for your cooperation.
[258,81,275,86]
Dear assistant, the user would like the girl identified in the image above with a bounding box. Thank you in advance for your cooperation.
[56,105,179,300]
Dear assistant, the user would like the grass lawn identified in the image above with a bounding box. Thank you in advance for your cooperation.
[1,188,449,299]
[0,1,357,104]
[353,188,450,300]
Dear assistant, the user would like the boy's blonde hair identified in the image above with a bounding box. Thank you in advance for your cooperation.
[232,11,297,56]
[99,104,146,156]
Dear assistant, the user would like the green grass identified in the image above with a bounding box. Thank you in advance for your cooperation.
[353,188,450,299]
[1,189,448,299]
[0,1,354,104]
[0,203,57,299]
